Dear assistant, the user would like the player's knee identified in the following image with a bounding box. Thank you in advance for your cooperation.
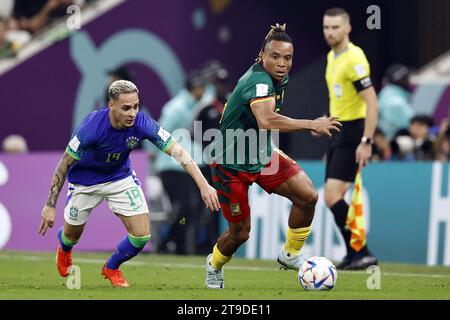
[310,189,319,206]
[230,228,250,244]
[129,229,150,237]
[302,189,318,208]
[128,233,151,248]
[128,224,151,239]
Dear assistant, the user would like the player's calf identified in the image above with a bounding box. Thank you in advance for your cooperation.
[105,233,150,269]
[102,233,150,287]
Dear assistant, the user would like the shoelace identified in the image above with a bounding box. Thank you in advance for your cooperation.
[213,270,223,280]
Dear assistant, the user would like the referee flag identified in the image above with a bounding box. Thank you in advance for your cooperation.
[346,171,367,252]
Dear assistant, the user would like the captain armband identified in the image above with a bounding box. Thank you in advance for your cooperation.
[352,77,373,92]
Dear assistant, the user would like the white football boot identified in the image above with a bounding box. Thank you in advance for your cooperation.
[277,249,306,271]
[205,253,224,289]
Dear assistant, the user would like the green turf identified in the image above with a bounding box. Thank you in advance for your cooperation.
[0,250,449,299]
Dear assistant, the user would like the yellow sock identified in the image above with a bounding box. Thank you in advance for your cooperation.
[284,226,312,255]
[211,244,231,270]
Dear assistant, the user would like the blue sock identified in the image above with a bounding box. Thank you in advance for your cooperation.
[106,235,148,270]
[57,227,77,252]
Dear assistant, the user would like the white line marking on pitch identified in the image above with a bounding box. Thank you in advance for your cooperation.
[1,254,450,278]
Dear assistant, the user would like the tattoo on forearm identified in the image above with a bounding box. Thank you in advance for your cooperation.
[172,146,192,168]
[180,157,195,169]
[46,153,77,208]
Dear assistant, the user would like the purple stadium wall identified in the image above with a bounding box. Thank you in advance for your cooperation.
[0,151,148,251]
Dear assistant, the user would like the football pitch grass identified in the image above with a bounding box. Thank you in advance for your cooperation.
[1,250,449,300]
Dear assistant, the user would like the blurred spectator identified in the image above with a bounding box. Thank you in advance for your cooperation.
[154,70,207,255]
[12,0,73,34]
[372,128,392,161]
[0,18,15,59]
[433,118,450,161]
[194,61,231,148]
[190,61,232,254]
[391,115,435,160]
[103,66,134,105]
[198,60,228,107]
[378,64,415,140]
[2,134,28,153]
[202,60,230,103]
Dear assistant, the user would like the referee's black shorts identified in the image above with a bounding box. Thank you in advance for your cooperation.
[325,118,364,182]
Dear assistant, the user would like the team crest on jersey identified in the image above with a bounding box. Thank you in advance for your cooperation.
[126,136,140,149]
[231,203,241,216]
[69,206,79,220]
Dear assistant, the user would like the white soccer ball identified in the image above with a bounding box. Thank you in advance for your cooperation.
[298,256,337,291]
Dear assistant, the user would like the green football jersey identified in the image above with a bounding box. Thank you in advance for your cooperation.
[210,62,288,173]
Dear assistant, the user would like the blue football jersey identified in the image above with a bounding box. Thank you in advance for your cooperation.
[66,108,173,186]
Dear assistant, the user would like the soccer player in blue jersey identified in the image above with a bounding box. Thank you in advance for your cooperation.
[38,80,220,288]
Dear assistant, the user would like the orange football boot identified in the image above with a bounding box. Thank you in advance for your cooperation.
[101,264,130,288]
[56,243,72,277]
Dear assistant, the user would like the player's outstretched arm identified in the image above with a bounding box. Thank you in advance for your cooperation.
[38,151,78,236]
[164,141,220,212]
[250,98,341,136]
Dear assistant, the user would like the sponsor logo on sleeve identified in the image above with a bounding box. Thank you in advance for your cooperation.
[256,84,269,97]
[354,64,368,78]
[68,135,81,152]
[158,127,171,142]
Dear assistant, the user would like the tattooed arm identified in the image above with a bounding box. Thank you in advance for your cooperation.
[38,152,78,236]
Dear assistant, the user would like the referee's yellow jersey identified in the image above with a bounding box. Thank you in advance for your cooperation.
[325,42,373,122]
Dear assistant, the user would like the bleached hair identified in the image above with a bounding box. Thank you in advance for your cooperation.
[108,80,139,100]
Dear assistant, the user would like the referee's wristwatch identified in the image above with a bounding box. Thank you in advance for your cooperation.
[361,136,373,145]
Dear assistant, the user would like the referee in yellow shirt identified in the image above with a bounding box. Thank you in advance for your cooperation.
[322,8,378,270]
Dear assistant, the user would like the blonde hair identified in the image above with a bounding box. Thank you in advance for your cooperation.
[108,80,139,100]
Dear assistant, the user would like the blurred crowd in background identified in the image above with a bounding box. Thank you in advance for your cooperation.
[1,0,449,255]
[0,0,96,59]
[1,2,448,162]
[375,64,449,162]
[3,59,449,162]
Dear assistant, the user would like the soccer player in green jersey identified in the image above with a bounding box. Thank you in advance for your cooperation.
[205,23,342,289]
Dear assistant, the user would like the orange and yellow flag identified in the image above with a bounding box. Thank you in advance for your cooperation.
[346,171,367,252]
